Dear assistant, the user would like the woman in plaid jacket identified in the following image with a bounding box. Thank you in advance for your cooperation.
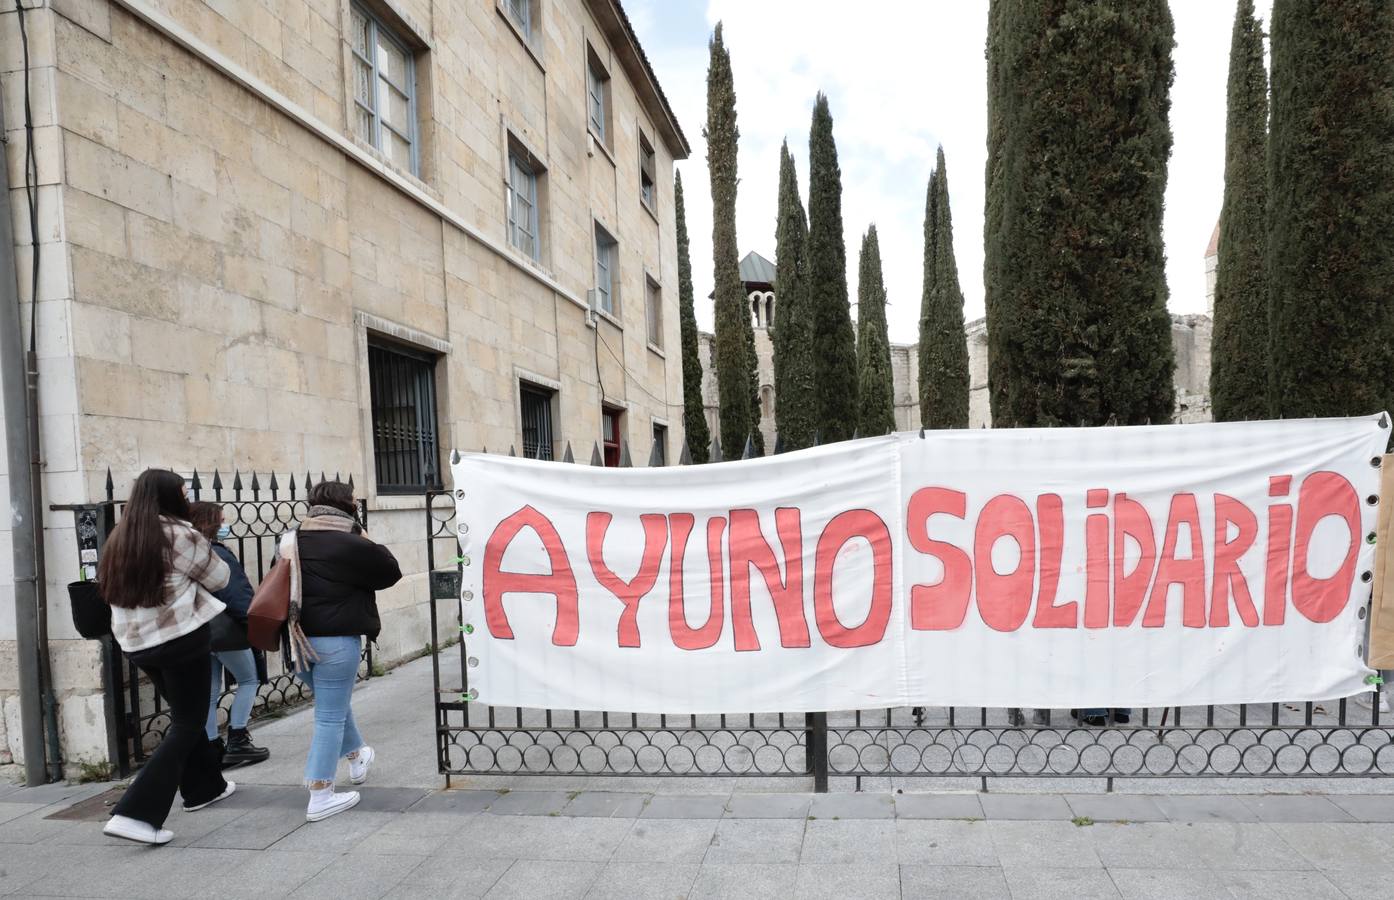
[97,469,237,845]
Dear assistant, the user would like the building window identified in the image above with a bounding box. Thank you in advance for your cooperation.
[645,276,662,348]
[520,384,555,461]
[350,3,418,175]
[603,406,624,467]
[652,423,667,466]
[506,0,531,39]
[587,50,610,146]
[594,223,618,315]
[507,148,540,261]
[367,339,441,493]
[639,132,656,211]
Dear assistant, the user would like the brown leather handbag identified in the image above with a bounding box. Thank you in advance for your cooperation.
[245,558,290,652]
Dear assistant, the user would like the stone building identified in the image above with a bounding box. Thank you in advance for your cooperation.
[0,0,689,775]
[700,250,1214,440]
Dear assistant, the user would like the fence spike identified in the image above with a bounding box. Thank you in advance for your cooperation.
[268,472,279,499]
[678,437,692,465]
[249,472,261,498]
[232,470,244,500]
[211,469,224,500]
[320,471,327,485]
[562,441,575,463]
[305,471,313,492]
[647,439,663,467]
[105,467,114,501]
[590,442,603,466]
[812,429,822,447]
[741,435,756,459]
[1382,413,1390,429]
[710,435,723,463]
[509,445,517,457]
[620,440,633,467]
[773,434,785,455]
[450,448,461,465]
[333,471,341,484]
[852,429,861,441]
[288,472,297,499]
[347,473,354,491]
[918,427,925,439]
[189,470,202,500]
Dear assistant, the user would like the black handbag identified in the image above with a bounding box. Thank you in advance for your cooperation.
[68,581,110,639]
[208,612,251,652]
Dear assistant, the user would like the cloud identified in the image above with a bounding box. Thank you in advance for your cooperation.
[632,0,1268,343]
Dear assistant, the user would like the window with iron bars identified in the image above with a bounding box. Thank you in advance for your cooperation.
[520,384,555,460]
[367,339,442,493]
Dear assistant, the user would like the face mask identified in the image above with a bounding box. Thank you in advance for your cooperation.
[217,525,232,541]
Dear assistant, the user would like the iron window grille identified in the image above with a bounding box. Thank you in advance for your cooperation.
[367,340,441,493]
[520,385,555,461]
[507,150,540,261]
[652,423,667,466]
[602,406,623,467]
[350,3,419,175]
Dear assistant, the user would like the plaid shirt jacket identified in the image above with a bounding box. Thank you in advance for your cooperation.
[109,517,230,653]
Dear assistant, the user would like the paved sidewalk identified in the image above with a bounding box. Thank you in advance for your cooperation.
[2,655,1392,898]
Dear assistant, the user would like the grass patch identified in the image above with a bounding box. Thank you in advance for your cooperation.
[1071,816,1095,827]
[75,759,113,784]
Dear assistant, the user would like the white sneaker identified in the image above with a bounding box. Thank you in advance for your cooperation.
[183,780,235,812]
[1381,695,1393,714]
[307,789,360,822]
[103,815,173,846]
[348,746,375,785]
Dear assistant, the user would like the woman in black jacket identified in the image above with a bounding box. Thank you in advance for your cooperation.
[285,481,401,822]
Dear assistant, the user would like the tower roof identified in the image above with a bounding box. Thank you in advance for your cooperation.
[738,251,776,288]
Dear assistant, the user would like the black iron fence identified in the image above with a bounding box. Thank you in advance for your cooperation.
[428,438,1393,791]
[59,469,370,777]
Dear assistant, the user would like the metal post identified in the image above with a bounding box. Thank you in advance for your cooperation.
[808,711,828,793]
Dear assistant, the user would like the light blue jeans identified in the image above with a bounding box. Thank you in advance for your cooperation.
[297,636,365,784]
[205,649,260,739]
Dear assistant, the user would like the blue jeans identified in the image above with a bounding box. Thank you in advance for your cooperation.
[1082,708,1132,718]
[296,636,365,784]
[205,649,260,739]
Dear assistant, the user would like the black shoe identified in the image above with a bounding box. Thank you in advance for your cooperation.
[1111,711,1131,725]
[223,728,270,768]
[1081,715,1107,727]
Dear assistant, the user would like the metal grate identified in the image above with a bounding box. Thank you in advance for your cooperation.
[368,340,441,493]
[520,385,554,460]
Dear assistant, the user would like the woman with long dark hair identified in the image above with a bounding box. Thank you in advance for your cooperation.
[97,469,235,845]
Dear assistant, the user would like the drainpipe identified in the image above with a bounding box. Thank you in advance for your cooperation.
[1,1,58,786]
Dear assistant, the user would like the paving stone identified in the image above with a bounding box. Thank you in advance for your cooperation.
[640,793,728,819]
[611,818,716,863]
[689,863,798,900]
[355,813,463,855]
[0,802,48,826]
[1086,822,1210,869]
[792,862,898,899]
[1108,868,1231,900]
[1321,864,1394,900]
[1328,794,1394,823]
[287,852,428,899]
[986,821,1102,869]
[219,850,340,899]
[1217,869,1346,899]
[1268,822,1394,869]
[705,819,805,864]
[395,857,514,897]
[800,820,897,865]
[894,792,984,820]
[3,781,111,807]
[898,864,1010,899]
[355,788,431,813]
[0,810,92,845]
[191,805,308,850]
[723,792,811,819]
[559,791,649,818]
[1241,795,1354,823]
[1001,866,1122,899]
[1184,823,1313,871]
[483,859,603,899]
[484,790,570,816]
[409,790,500,815]
[448,815,633,862]
[807,792,894,820]
[1151,794,1259,823]
[580,862,699,899]
[895,819,998,866]
[979,792,1073,821]
[269,810,396,853]
[1064,794,1166,823]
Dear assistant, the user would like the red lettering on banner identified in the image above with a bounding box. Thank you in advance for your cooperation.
[1210,494,1259,627]
[587,512,668,648]
[1265,477,1293,625]
[1291,471,1361,624]
[729,508,810,651]
[1112,494,1158,627]
[1032,493,1076,628]
[1143,494,1206,627]
[906,487,973,631]
[667,514,726,650]
[1083,506,1112,629]
[814,509,893,647]
[974,495,1035,632]
[483,505,579,645]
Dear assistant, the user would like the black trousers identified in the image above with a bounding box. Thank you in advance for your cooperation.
[112,625,228,828]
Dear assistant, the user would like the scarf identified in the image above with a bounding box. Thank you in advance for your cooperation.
[281,505,360,671]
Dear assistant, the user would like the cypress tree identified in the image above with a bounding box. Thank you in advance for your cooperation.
[744,298,764,456]
[983,0,1015,425]
[1268,3,1394,420]
[675,171,710,463]
[1210,0,1268,423]
[705,23,752,453]
[806,93,858,441]
[773,141,816,450]
[855,226,896,436]
[988,0,1175,427]
[919,147,970,429]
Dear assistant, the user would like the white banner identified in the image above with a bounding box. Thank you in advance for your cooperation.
[451,416,1389,713]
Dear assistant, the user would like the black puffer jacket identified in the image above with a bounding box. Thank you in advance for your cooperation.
[297,529,402,641]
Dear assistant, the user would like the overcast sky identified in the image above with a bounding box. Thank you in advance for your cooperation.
[625,0,1270,343]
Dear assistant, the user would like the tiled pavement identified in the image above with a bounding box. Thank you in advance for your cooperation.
[1,780,1393,898]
